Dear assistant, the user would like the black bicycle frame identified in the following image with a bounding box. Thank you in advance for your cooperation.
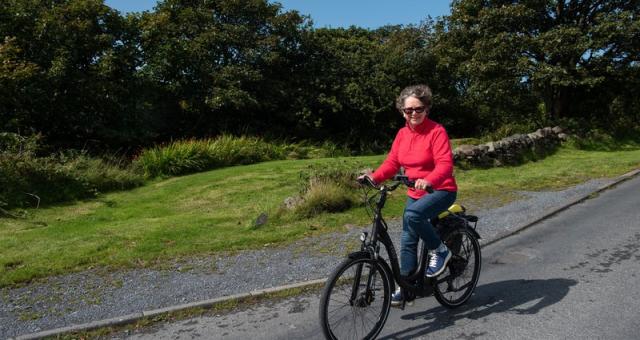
[365,185,431,295]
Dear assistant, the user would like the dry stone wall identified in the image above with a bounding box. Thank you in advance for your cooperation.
[453,126,568,168]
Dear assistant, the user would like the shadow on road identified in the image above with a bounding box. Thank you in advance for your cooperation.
[380,278,578,340]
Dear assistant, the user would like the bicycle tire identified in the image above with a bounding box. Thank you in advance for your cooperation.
[433,227,481,308]
[319,255,392,340]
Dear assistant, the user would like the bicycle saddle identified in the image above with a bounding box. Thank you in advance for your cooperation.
[437,204,465,219]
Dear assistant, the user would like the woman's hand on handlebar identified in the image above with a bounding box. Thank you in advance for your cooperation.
[357,172,376,187]
[414,178,432,192]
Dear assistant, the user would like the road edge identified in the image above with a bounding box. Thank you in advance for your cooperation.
[12,169,640,340]
[480,168,640,248]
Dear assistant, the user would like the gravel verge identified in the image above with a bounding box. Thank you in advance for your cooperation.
[0,177,622,339]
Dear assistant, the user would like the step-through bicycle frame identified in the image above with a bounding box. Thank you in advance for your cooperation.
[357,176,481,306]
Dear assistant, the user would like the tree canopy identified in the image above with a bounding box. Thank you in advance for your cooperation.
[1,0,638,152]
[432,0,640,131]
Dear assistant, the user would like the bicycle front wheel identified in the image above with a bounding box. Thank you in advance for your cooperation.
[319,255,392,340]
[434,227,481,308]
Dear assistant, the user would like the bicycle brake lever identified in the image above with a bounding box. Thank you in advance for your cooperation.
[357,176,376,188]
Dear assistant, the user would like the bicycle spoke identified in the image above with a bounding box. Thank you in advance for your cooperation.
[433,228,481,308]
[327,304,351,318]
[351,305,357,340]
[321,257,391,340]
[359,310,367,338]
[362,309,380,327]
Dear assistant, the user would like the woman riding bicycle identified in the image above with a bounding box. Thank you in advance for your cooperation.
[359,84,457,306]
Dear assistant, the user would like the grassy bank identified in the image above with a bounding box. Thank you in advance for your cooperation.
[0,134,145,210]
[1,144,639,287]
[0,133,350,210]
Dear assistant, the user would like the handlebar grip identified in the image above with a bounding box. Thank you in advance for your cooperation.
[357,176,377,188]
[393,175,434,193]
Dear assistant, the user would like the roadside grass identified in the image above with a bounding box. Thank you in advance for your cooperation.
[1,144,639,287]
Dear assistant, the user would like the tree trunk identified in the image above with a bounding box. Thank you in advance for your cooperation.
[546,86,570,119]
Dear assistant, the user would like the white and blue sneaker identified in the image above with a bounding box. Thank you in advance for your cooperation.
[426,244,452,278]
[391,287,415,307]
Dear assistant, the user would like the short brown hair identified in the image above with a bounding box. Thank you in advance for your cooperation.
[395,84,432,113]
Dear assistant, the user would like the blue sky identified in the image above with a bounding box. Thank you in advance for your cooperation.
[104,0,452,28]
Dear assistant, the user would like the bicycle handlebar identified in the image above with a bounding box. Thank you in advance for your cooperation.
[357,175,377,188]
[357,175,434,193]
[393,175,434,193]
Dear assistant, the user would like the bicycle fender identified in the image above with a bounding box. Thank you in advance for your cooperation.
[377,257,395,294]
[466,226,481,240]
[442,225,481,240]
[347,251,374,260]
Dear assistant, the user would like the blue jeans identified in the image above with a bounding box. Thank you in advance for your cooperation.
[400,190,457,276]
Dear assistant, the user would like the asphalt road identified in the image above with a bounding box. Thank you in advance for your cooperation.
[126,174,640,340]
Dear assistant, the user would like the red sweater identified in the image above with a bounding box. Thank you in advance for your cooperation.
[371,118,458,199]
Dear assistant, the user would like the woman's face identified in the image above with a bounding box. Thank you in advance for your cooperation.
[402,96,428,128]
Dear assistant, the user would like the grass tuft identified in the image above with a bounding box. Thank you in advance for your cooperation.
[134,135,286,178]
[134,135,352,178]
[293,180,357,217]
[290,160,364,217]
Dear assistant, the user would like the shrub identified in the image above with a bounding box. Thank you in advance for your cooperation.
[283,141,351,160]
[134,135,353,178]
[481,122,539,143]
[298,159,365,188]
[134,135,287,178]
[565,129,640,151]
[292,180,357,217]
[292,160,364,217]
[0,133,144,209]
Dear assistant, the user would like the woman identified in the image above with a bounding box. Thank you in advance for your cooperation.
[360,84,457,306]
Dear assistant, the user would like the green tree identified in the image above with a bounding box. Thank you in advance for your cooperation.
[0,0,148,149]
[433,0,640,128]
[138,0,309,139]
[0,37,39,133]
[291,25,445,148]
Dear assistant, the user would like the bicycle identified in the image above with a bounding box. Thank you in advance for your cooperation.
[319,175,482,340]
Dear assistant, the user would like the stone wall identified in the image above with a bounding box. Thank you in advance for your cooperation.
[453,126,568,168]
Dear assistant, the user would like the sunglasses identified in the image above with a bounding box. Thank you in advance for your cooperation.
[402,106,426,114]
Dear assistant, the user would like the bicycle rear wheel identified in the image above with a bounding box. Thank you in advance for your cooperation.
[434,227,481,308]
[319,255,392,340]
